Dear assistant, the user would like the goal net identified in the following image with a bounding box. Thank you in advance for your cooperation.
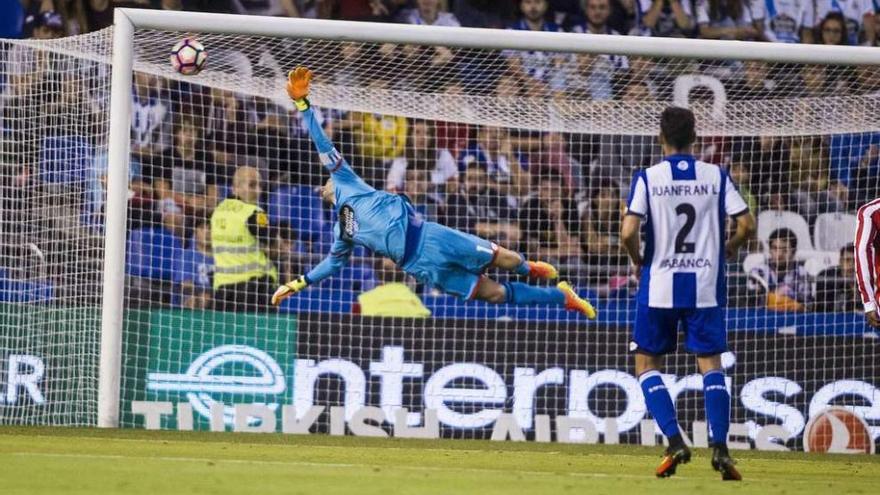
[2,12,878,451]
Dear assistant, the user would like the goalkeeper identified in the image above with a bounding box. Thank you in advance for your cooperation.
[271,67,596,318]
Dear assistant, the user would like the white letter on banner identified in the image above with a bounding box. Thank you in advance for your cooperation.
[728,423,751,450]
[370,346,423,426]
[281,406,324,434]
[490,413,526,441]
[534,415,552,443]
[234,404,276,433]
[349,407,389,437]
[294,359,366,422]
[131,401,172,430]
[568,370,644,434]
[6,355,45,404]
[393,409,440,439]
[557,416,599,444]
[329,406,346,436]
[512,367,564,429]
[176,402,193,431]
[756,425,792,451]
[424,363,506,429]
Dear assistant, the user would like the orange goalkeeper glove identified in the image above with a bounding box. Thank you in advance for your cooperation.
[287,66,312,111]
[271,276,309,306]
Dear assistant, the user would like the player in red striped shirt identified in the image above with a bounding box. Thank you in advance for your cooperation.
[854,198,880,328]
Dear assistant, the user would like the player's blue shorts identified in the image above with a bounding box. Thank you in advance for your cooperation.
[631,304,727,356]
[401,222,497,299]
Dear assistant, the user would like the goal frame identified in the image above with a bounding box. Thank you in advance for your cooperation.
[99,7,880,428]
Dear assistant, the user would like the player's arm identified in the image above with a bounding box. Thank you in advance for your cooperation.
[620,171,647,275]
[287,66,372,192]
[725,212,756,260]
[271,236,354,305]
[621,214,643,272]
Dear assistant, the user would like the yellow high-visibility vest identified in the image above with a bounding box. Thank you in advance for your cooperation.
[210,198,277,289]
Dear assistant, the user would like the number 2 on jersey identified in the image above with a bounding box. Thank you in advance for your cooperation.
[674,203,696,254]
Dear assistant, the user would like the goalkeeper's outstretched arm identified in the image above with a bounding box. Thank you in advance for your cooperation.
[287,67,370,193]
[271,236,353,305]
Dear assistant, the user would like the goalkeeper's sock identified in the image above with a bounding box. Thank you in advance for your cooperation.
[513,254,531,276]
[639,370,681,440]
[502,282,565,305]
[703,369,730,447]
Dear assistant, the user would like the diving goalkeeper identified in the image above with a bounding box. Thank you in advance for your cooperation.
[271,67,596,319]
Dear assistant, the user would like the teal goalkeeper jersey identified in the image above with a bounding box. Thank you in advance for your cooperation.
[301,105,411,285]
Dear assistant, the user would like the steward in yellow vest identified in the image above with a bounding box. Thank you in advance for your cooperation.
[210,166,278,311]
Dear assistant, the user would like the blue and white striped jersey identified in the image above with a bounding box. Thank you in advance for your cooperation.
[627,155,749,309]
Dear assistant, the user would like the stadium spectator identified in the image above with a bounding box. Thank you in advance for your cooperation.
[727,61,780,100]
[818,11,849,44]
[433,85,472,160]
[357,258,431,316]
[518,167,580,262]
[403,166,443,220]
[320,0,407,21]
[751,0,812,43]
[24,8,67,38]
[386,119,458,193]
[625,56,661,96]
[342,85,407,181]
[580,178,628,278]
[567,0,630,100]
[812,0,874,45]
[131,72,172,165]
[695,0,759,40]
[748,228,813,310]
[205,88,258,158]
[174,221,214,309]
[848,144,880,210]
[814,243,860,313]
[0,0,25,38]
[790,137,846,223]
[81,0,153,32]
[633,0,695,37]
[443,160,522,246]
[399,0,460,25]
[210,166,279,311]
[230,0,300,16]
[726,159,758,215]
[145,115,225,240]
[453,0,517,28]
[458,125,530,200]
[393,1,459,91]
[505,0,567,96]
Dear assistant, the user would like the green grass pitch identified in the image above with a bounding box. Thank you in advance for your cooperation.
[1,426,878,494]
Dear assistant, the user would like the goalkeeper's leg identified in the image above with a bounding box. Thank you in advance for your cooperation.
[471,276,597,319]
[490,245,559,280]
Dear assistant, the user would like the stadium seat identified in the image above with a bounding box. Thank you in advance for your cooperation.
[268,185,331,247]
[803,251,840,278]
[813,212,857,252]
[39,135,93,185]
[756,210,814,254]
[126,227,183,281]
[741,252,766,276]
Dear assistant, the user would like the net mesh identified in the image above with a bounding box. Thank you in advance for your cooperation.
[1,23,878,448]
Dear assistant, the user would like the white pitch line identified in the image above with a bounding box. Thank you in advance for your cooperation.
[5,451,668,481]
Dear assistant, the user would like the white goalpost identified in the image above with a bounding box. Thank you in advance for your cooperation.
[1,7,878,451]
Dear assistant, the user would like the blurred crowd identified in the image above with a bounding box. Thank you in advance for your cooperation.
[1,0,877,314]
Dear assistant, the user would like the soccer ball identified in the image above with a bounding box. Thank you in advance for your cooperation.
[170,38,207,76]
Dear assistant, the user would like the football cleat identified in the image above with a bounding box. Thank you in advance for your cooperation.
[527,261,558,280]
[655,444,691,478]
[711,445,742,481]
[557,281,597,319]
